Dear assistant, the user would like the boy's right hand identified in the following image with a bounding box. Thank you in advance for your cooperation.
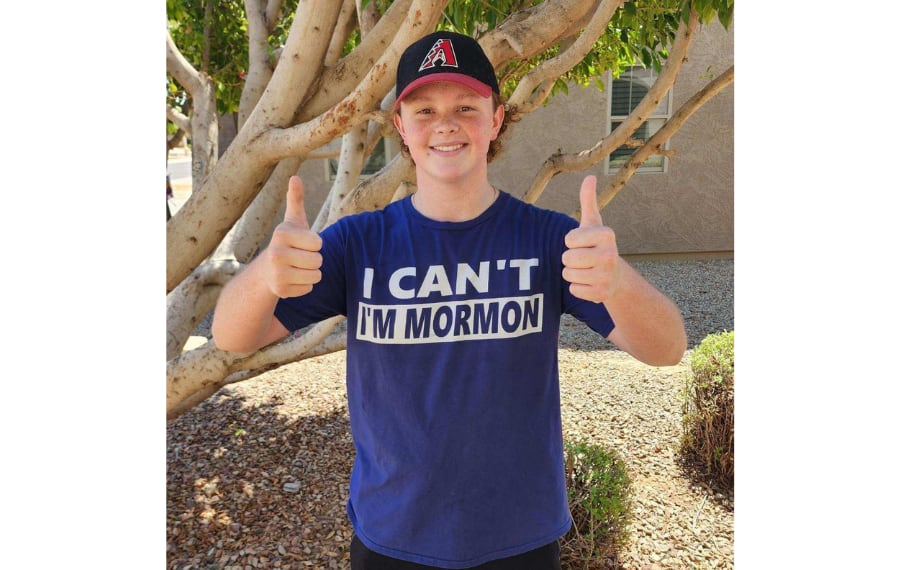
[262,176,323,299]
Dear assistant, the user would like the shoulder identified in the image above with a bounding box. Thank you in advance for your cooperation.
[499,192,578,233]
[325,200,406,232]
[319,200,409,251]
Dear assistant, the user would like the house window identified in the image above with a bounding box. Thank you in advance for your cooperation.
[607,66,671,174]
[326,137,388,181]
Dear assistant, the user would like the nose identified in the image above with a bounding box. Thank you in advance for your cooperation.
[433,112,459,133]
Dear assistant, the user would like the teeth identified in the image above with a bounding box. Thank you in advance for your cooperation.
[433,144,464,152]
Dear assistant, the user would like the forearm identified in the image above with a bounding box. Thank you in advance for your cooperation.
[603,260,687,366]
[211,257,288,353]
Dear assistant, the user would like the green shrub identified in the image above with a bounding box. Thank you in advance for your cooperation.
[680,330,734,486]
[561,441,633,569]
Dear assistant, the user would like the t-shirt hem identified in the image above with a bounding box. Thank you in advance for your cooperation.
[350,517,572,569]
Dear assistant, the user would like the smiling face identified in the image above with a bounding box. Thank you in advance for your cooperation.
[393,81,505,190]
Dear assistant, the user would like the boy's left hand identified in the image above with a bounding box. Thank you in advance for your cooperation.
[562,175,621,303]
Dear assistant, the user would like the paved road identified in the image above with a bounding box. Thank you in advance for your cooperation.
[167,153,192,216]
[167,158,191,183]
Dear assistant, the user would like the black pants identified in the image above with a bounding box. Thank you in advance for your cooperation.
[350,535,561,570]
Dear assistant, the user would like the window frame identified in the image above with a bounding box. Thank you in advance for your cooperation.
[605,66,673,175]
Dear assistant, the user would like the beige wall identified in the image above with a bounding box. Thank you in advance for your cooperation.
[488,21,734,255]
[290,21,733,256]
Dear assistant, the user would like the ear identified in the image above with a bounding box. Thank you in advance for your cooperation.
[490,103,505,140]
[393,112,406,140]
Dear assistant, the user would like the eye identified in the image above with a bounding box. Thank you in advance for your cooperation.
[416,107,433,115]
[458,105,474,112]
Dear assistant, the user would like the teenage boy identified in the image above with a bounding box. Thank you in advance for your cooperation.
[212,31,686,570]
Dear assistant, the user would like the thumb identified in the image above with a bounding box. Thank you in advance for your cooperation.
[284,175,310,229]
[578,175,603,227]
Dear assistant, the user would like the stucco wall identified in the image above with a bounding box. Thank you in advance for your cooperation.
[488,21,734,255]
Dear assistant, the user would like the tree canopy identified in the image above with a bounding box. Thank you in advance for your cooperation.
[165,0,734,419]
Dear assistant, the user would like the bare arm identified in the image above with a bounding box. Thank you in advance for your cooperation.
[211,176,323,353]
[211,259,292,352]
[562,176,687,366]
[601,260,686,366]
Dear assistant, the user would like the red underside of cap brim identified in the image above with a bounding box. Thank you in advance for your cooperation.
[395,73,493,107]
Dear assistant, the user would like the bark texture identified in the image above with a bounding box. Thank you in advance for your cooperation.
[166,2,732,418]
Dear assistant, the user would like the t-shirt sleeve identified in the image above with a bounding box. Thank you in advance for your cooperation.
[556,215,616,337]
[565,295,615,337]
[273,221,349,332]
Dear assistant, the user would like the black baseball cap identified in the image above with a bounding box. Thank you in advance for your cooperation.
[394,31,500,107]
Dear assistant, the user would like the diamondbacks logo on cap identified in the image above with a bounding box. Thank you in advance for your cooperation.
[418,38,458,71]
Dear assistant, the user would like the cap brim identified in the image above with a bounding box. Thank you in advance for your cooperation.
[395,73,493,108]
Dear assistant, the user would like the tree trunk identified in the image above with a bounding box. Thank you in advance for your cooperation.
[166,30,219,187]
[165,0,733,419]
[166,0,446,292]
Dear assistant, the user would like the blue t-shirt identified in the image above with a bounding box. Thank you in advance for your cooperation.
[274,191,614,567]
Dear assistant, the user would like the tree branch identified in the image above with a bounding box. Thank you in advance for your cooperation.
[328,124,369,221]
[166,104,191,133]
[166,26,219,191]
[308,148,341,160]
[167,128,187,153]
[355,0,379,35]
[521,8,700,205]
[166,260,242,360]
[166,1,347,293]
[481,0,596,67]
[509,0,623,113]
[257,0,447,162]
[338,152,416,216]
[243,0,345,130]
[240,0,277,129]
[221,156,303,263]
[326,0,359,66]
[202,0,213,71]
[166,29,203,94]
[265,0,282,30]
[293,0,430,123]
[320,93,395,225]
[595,64,734,210]
[167,316,346,419]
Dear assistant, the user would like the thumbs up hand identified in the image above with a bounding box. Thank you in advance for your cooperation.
[262,176,323,298]
[562,176,621,303]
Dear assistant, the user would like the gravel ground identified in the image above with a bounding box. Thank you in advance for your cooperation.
[167,257,734,570]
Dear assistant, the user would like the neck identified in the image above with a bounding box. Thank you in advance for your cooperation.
[411,181,498,222]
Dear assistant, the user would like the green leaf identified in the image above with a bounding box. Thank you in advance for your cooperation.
[717,2,734,29]
[681,0,692,24]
